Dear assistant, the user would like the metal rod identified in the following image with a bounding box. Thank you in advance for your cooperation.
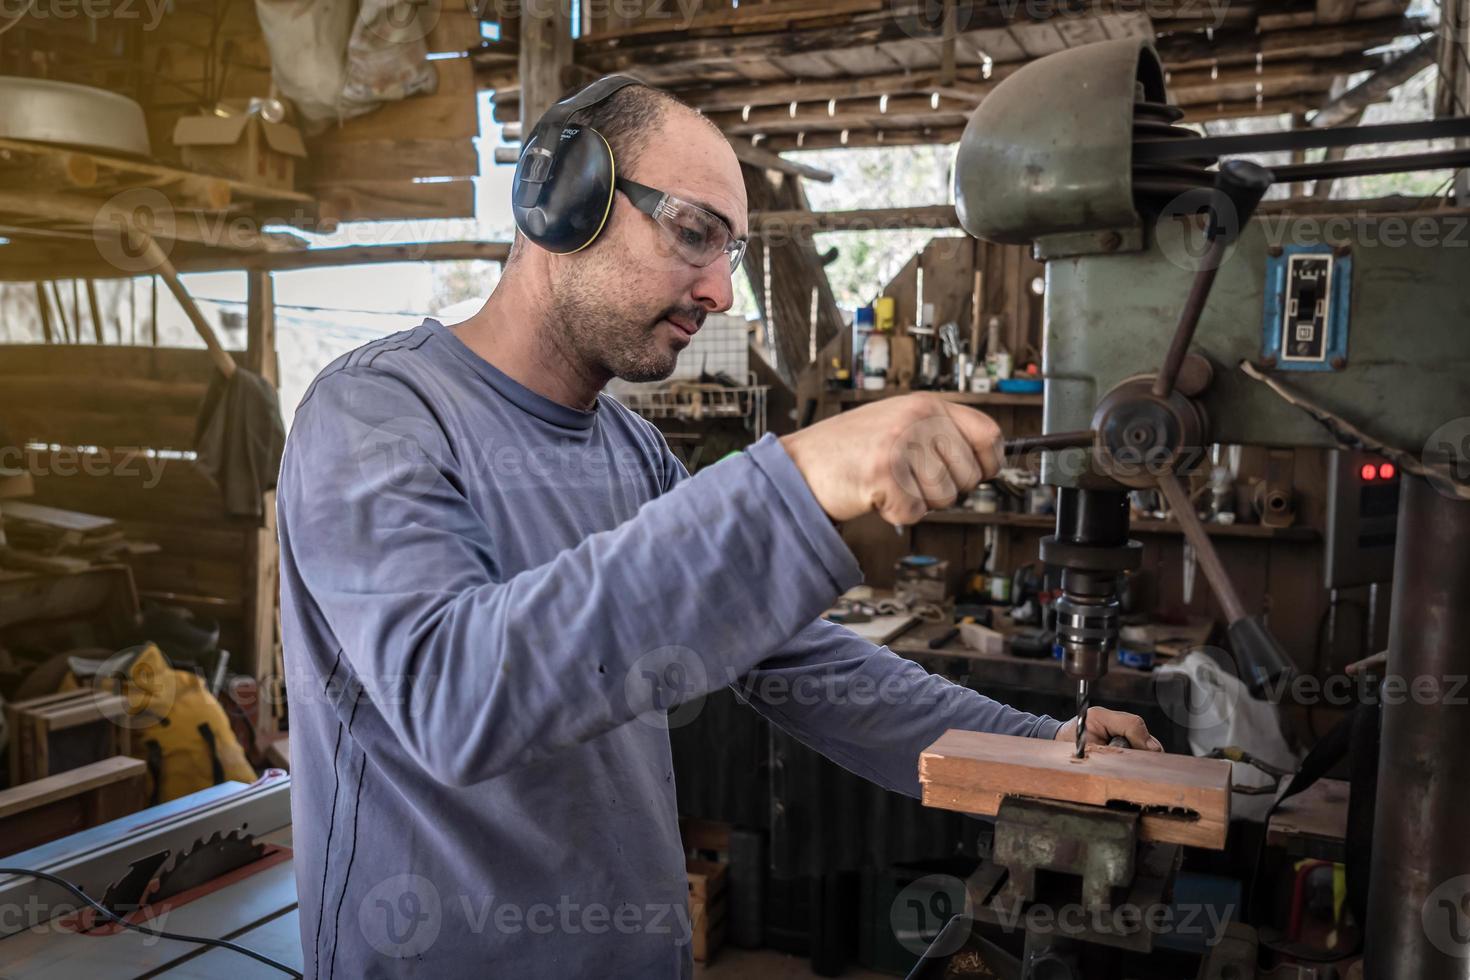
[1075,679,1088,759]
[1003,430,1096,455]
[1152,236,1227,399]
[1134,115,1470,162]
[1157,472,1248,624]
[1269,147,1470,184]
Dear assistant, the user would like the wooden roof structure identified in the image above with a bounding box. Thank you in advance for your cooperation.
[480,0,1436,159]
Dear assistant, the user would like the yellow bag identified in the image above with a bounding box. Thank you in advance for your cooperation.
[63,642,256,803]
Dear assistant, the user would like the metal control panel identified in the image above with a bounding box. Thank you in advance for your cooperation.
[1325,448,1401,589]
[1262,244,1352,371]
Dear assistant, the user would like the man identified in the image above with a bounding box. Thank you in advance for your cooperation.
[278,82,1159,979]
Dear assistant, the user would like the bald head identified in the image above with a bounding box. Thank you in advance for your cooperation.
[576,83,726,176]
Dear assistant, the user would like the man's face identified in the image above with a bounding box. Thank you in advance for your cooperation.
[546,109,749,383]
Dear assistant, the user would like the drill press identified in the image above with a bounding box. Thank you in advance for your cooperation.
[947,36,1470,978]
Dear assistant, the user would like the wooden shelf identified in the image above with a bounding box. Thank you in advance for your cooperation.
[835,389,1043,408]
[920,508,1319,540]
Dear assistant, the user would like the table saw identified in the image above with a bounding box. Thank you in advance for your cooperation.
[0,772,301,978]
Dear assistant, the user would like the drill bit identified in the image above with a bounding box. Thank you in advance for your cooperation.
[1074,679,1089,758]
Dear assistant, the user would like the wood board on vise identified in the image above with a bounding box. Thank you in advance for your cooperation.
[918,730,1232,849]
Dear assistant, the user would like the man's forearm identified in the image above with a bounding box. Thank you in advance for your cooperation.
[735,618,1061,798]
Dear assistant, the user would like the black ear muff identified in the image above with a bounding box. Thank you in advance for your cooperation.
[512,124,616,254]
[511,74,644,255]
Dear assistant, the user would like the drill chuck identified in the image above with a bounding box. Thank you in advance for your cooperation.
[1054,590,1119,682]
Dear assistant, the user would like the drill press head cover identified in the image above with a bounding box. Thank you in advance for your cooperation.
[953,37,1167,254]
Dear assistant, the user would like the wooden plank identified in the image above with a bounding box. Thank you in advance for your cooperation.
[1316,0,1359,25]
[312,62,479,142]
[751,204,959,233]
[0,757,148,856]
[0,756,145,820]
[520,0,574,130]
[918,730,1233,849]
[725,137,834,182]
[313,179,476,222]
[0,346,240,382]
[0,501,115,536]
[311,139,480,182]
[426,7,483,52]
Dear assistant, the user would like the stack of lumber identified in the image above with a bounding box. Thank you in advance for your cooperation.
[0,500,158,574]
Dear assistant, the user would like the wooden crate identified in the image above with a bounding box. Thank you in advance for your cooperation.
[5,688,132,787]
[687,858,728,963]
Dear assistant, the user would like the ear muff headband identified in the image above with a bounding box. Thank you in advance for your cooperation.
[512,75,644,254]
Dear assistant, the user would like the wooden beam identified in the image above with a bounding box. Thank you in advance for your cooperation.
[0,756,148,856]
[755,126,965,152]
[0,241,515,281]
[1260,193,1470,215]
[246,268,280,735]
[752,204,959,234]
[918,730,1232,849]
[1316,0,1359,26]
[709,94,976,137]
[1164,55,1384,105]
[576,0,1032,74]
[1156,16,1430,70]
[1313,38,1436,127]
[520,0,573,131]
[726,137,834,183]
[742,166,844,385]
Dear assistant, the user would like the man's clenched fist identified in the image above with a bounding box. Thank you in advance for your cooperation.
[780,393,1005,525]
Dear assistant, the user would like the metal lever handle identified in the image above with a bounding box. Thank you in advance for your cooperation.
[1207,159,1273,244]
[1157,472,1294,695]
[1151,161,1274,401]
[1002,429,1095,456]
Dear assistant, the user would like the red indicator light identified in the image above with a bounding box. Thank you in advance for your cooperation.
[1380,462,1396,480]
[1360,463,1377,481]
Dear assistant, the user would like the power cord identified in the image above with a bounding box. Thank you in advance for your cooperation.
[0,866,302,978]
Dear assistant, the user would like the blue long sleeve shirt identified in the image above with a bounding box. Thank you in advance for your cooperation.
[277,319,1061,979]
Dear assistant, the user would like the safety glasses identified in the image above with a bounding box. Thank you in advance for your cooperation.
[615,177,748,274]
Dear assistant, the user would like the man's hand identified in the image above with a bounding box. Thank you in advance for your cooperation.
[1055,706,1163,752]
[780,394,1004,524]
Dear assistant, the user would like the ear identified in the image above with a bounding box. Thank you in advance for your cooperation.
[512,127,617,254]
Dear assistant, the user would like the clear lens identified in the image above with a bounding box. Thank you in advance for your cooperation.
[647,192,748,273]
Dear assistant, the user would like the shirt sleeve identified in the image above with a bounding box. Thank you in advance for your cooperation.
[733,619,1063,798]
[655,427,1062,798]
[278,368,861,787]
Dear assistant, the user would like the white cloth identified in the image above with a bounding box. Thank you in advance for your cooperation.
[1156,649,1300,822]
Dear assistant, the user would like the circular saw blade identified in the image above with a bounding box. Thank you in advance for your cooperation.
[150,829,264,903]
